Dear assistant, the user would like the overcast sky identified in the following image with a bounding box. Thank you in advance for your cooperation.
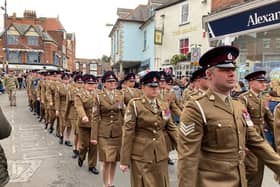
[0,0,148,59]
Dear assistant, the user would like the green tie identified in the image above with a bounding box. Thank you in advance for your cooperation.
[225,96,233,112]
[150,100,158,113]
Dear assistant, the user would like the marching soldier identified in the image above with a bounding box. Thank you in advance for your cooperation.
[65,73,83,158]
[3,71,19,106]
[159,72,181,165]
[183,68,208,104]
[122,73,141,105]
[45,71,59,134]
[26,71,34,110]
[74,74,99,174]
[37,71,47,122]
[239,70,275,187]
[120,71,178,187]
[90,71,124,187]
[55,72,72,146]
[178,46,280,187]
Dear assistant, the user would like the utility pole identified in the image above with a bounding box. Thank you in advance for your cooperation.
[1,0,8,73]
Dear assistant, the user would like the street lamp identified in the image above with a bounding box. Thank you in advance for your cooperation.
[1,0,8,73]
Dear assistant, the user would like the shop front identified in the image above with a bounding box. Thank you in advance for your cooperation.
[203,0,280,81]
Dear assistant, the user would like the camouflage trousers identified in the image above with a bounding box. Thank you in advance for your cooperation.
[7,88,16,106]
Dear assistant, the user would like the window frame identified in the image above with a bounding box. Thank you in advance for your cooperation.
[179,38,189,55]
[180,2,189,25]
[7,35,18,45]
[27,36,39,46]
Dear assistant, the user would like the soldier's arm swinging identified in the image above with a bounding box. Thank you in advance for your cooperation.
[177,101,204,187]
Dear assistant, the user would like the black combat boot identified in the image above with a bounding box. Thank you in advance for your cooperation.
[59,136,63,144]
[72,150,79,159]
[78,157,83,167]
[88,167,99,175]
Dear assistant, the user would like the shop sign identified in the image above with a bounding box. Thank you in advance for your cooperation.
[208,2,280,38]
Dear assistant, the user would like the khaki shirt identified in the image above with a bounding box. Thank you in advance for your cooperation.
[239,90,274,137]
[45,80,56,109]
[91,89,124,140]
[55,82,69,112]
[120,96,177,165]
[74,87,96,128]
[159,89,181,116]
[178,89,280,187]
[64,83,79,120]
[122,87,142,105]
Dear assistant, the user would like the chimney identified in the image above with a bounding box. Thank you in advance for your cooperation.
[23,10,37,18]
[12,13,16,20]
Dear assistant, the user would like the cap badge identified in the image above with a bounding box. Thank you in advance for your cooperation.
[153,77,157,82]
[227,53,233,60]
[109,75,113,79]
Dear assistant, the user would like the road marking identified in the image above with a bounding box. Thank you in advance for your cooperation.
[12,145,16,154]
[8,160,42,183]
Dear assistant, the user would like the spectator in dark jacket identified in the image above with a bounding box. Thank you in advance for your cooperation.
[0,107,11,187]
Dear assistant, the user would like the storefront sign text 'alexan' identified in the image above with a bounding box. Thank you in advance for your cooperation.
[207,2,280,38]
[248,11,280,27]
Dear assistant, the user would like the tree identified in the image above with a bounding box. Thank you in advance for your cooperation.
[101,55,111,63]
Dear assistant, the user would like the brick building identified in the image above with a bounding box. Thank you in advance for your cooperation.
[0,10,76,71]
[203,0,280,80]
[75,58,104,76]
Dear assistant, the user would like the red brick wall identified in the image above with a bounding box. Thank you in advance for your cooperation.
[212,0,245,12]
[2,12,76,70]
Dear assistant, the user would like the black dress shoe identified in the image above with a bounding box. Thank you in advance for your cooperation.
[78,158,83,167]
[168,158,174,165]
[44,123,48,129]
[48,127,54,134]
[64,140,72,147]
[72,150,79,159]
[59,136,63,144]
[88,167,99,175]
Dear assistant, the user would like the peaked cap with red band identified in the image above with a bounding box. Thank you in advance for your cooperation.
[199,46,239,69]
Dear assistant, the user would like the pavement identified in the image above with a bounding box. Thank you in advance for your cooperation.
[0,90,279,187]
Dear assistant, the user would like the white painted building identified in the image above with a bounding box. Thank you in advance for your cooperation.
[154,0,211,78]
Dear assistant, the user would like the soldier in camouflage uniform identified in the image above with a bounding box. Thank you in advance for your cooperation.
[3,71,19,106]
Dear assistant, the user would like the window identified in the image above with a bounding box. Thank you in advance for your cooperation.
[180,3,189,24]
[276,38,280,48]
[115,30,119,54]
[27,36,38,46]
[27,52,40,63]
[143,30,147,50]
[90,63,97,75]
[263,38,271,48]
[179,38,189,55]
[75,62,80,71]
[53,52,59,65]
[83,63,87,74]
[7,35,18,45]
[8,51,21,63]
